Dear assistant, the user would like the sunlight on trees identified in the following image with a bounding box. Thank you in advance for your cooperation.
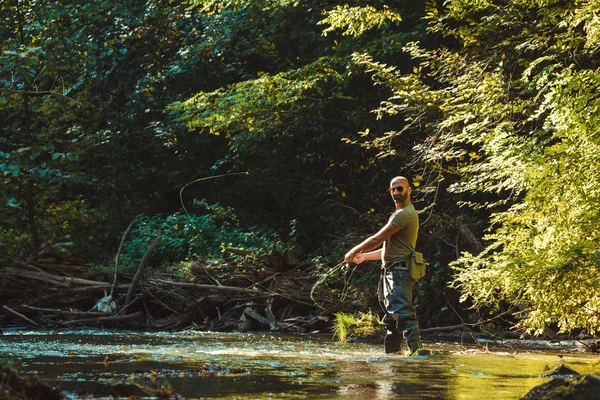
[350,0,600,334]
[318,5,402,37]
[4,0,599,335]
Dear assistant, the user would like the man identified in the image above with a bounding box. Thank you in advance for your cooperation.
[344,176,422,355]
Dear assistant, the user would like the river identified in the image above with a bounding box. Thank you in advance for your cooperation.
[1,330,598,399]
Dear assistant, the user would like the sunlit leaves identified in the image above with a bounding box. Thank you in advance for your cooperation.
[318,5,402,37]
[170,57,346,157]
[441,3,600,333]
[350,0,600,333]
[192,0,299,15]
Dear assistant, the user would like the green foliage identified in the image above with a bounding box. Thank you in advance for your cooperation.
[169,56,347,162]
[118,201,284,270]
[452,67,600,335]
[332,310,383,342]
[351,0,600,334]
[318,5,402,37]
[167,1,429,259]
[0,0,222,257]
[193,0,300,15]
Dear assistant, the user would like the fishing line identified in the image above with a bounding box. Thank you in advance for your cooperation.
[179,171,313,307]
[179,171,249,259]
[339,262,359,302]
[310,261,357,309]
[180,172,354,310]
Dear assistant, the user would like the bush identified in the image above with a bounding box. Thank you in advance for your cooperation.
[332,310,383,342]
[118,200,284,271]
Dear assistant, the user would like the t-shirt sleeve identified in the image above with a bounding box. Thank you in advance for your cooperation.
[389,209,409,229]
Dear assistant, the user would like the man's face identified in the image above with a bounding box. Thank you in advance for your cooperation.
[389,182,409,203]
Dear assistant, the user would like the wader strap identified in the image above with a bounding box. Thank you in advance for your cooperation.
[384,260,408,271]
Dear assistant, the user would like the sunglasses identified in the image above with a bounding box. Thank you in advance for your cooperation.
[389,186,405,193]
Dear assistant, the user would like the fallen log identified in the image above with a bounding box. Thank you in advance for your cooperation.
[1,266,109,287]
[62,311,143,326]
[421,324,471,333]
[125,233,160,305]
[115,295,143,316]
[150,278,263,295]
[242,307,294,330]
[37,284,130,297]
[2,305,42,328]
[244,273,278,290]
[22,305,108,318]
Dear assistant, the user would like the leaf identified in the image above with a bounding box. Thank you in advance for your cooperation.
[6,198,21,208]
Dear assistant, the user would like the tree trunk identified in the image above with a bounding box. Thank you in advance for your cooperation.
[25,178,40,251]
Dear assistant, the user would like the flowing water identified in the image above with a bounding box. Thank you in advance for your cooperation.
[1,330,599,399]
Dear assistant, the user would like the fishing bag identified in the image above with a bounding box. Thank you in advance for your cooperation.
[409,251,427,280]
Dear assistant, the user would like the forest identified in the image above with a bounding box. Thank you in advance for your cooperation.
[1,0,600,339]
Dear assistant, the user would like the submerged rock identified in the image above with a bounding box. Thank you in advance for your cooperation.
[93,381,151,397]
[523,375,600,400]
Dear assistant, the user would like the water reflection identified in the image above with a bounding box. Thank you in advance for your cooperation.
[1,330,598,399]
[335,361,451,399]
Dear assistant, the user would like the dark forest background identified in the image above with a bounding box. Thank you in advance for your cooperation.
[2,0,599,336]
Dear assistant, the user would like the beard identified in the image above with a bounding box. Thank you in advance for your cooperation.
[393,192,408,203]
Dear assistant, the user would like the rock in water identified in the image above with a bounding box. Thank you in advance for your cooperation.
[541,363,581,378]
[523,375,600,400]
[0,364,63,400]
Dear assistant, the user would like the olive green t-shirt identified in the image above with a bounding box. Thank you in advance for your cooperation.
[382,203,419,269]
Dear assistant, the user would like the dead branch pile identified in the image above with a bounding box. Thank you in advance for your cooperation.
[0,246,360,333]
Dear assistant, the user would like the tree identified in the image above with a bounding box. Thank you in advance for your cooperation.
[0,0,224,258]
[170,1,431,256]
[350,0,600,334]
[1,0,99,255]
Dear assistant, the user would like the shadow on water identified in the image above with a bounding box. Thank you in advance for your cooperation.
[1,330,599,399]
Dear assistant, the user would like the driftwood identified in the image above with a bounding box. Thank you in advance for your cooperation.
[1,246,360,332]
[62,311,143,326]
[125,233,160,305]
[23,305,108,318]
[264,280,277,330]
[116,295,143,316]
[244,273,278,290]
[32,284,130,307]
[242,307,294,330]
[422,324,471,333]
[111,220,135,298]
[150,279,262,295]
[2,305,42,328]
[1,266,109,287]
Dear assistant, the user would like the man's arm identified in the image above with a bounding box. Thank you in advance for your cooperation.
[344,222,400,263]
[353,249,382,264]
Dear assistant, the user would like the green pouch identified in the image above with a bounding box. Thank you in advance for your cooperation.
[409,251,427,280]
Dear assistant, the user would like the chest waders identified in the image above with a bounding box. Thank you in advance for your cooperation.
[379,261,422,354]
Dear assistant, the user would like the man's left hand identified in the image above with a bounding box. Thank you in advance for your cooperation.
[344,250,357,263]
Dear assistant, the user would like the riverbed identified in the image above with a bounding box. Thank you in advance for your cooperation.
[1,330,598,399]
